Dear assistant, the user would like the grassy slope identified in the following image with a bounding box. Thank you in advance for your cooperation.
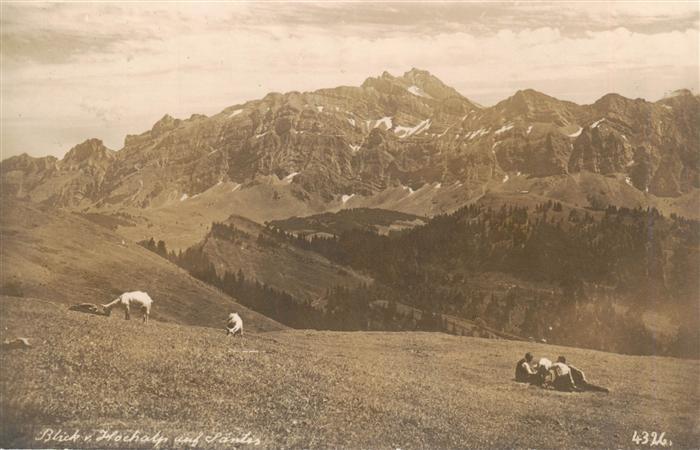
[202,215,372,305]
[0,199,283,331]
[111,180,330,251]
[1,296,698,449]
[485,171,700,220]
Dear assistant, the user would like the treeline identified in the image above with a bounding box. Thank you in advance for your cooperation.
[273,204,698,302]
[138,223,449,332]
[139,227,319,328]
[269,204,700,358]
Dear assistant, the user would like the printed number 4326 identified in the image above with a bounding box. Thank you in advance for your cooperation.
[632,431,672,447]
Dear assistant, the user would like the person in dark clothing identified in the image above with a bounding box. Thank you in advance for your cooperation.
[515,352,538,383]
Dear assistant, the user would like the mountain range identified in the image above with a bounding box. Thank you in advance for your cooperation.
[3,69,698,238]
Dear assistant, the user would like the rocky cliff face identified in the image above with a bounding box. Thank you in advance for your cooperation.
[1,138,115,206]
[2,69,699,218]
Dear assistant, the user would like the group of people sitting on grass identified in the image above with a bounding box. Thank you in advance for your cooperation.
[515,352,609,393]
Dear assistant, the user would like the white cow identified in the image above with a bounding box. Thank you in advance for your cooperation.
[103,291,153,323]
[226,312,243,337]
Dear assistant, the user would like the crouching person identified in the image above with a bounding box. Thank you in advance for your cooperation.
[535,357,552,386]
[515,352,538,383]
[226,312,243,337]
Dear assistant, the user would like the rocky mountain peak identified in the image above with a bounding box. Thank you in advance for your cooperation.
[592,93,632,110]
[495,89,578,126]
[663,88,694,99]
[401,67,432,82]
[361,68,466,103]
[399,68,464,101]
[62,138,113,165]
[0,153,58,173]
[512,88,551,100]
[151,114,181,136]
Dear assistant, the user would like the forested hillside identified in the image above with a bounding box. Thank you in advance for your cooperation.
[269,204,700,357]
[138,202,699,358]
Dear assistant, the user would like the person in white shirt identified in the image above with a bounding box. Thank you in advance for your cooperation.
[535,357,552,385]
[547,356,579,391]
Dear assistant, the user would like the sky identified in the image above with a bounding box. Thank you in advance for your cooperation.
[1,1,698,160]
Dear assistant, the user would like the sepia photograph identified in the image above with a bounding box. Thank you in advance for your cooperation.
[0,1,698,448]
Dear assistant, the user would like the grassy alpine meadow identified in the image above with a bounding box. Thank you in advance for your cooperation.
[1,295,698,449]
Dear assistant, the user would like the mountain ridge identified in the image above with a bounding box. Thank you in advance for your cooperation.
[2,69,698,223]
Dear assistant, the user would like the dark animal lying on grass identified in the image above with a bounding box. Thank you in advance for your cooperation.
[68,303,108,316]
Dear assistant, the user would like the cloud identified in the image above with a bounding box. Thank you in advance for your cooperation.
[1,2,698,159]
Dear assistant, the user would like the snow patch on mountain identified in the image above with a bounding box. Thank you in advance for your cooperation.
[341,194,355,204]
[180,194,189,201]
[374,116,393,130]
[316,106,324,113]
[494,123,514,135]
[467,128,489,140]
[394,119,431,138]
[527,125,533,135]
[347,118,356,127]
[228,109,243,118]
[283,172,299,183]
[590,118,605,129]
[568,127,583,137]
[407,85,432,99]
[349,144,361,152]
